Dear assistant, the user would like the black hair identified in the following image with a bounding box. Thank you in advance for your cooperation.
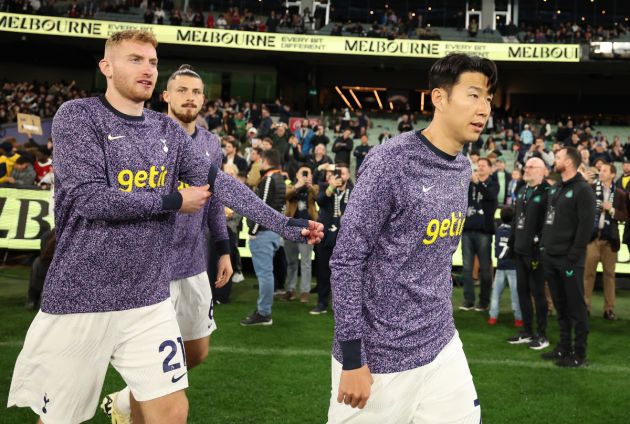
[16,156,30,165]
[334,162,349,169]
[561,146,581,170]
[262,149,281,168]
[168,64,202,85]
[429,53,498,95]
[500,206,514,224]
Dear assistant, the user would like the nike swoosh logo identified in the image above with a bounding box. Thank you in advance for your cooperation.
[422,185,434,193]
[171,372,187,383]
[108,134,125,141]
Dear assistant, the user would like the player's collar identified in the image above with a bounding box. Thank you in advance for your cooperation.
[99,95,145,122]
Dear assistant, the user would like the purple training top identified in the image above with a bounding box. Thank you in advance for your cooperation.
[330,130,470,374]
[170,126,228,281]
[43,96,307,314]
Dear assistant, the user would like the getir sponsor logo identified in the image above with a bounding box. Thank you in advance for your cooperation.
[422,212,465,245]
[117,166,167,192]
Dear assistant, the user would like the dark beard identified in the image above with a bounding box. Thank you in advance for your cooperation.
[172,108,197,124]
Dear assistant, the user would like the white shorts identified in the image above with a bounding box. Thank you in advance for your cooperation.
[170,272,217,342]
[328,332,481,424]
[8,299,188,424]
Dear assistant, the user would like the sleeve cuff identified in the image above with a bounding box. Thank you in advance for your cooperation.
[340,339,362,370]
[214,239,230,256]
[287,218,309,228]
[161,192,182,211]
[208,163,219,191]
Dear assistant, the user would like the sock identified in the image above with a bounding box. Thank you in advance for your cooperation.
[115,386,132,414]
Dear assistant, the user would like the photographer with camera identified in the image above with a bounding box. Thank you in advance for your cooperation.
[523,137,554,168]
[283,166,320,303]
[312,163,353,315]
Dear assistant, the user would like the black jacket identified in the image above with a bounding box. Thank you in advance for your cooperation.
[317,183,353,247]
[223,154,248,174]
[463,176,499,234]
[541,173,596,262]
[332,136,353,165]
[511,181,550,257]
[247,169,286,235]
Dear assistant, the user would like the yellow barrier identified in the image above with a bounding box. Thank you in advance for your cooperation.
[0,188,54,250]
[2,188,625,273]
[0,13,581,62]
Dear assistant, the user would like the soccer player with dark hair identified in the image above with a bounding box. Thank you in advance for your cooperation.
[7,31,322,424]
[541,147,596,367]
[328,53,497,422]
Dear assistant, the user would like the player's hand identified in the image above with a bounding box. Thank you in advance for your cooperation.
[215,254,233,288]
[337,365,373,409]
[179,185,211,213]
[301,221,324,245]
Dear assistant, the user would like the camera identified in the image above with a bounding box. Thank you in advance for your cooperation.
[334,169,342,178]
[302,170,309,178]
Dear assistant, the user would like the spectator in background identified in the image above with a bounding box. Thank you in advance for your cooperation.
[154,5,165,24]
[34,146,52,183]
[460,158,499,312]
[222,164,244,285]
[584,163,627,321]
[170,8,183,25]
[312,163,352,315]
[580,148,591,169]
[294,119,314,156]
[506,168,524,205]
[246,146,264,188]
[304,143,333,186]
[241,150,287,326]
[258,106,273,138]
[521,124,534,148]
[283,165,319,303]
[494,158,511,205]
[617,160,630,193]
[488,207,521,326]
[468,18,478,37]
[216,13,228,29]
[610,138,624,163]
[353,135,371,176]
[222,138,248,174]
[311,125,330,147]
[332,129,353,165]
[192,10,204,27]
[206,13,215,28]
[67,0,79,18]
[143,6,154,23]
[524,137,554,168]
[0,140,20,184]
[397,113,413,133]
[590,142,612,165]
[266,10,280,32]
[539,118,552,139]
[4,156,36,187]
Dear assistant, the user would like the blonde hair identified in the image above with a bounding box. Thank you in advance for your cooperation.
[223,163,239,177]
[105,30,158,51]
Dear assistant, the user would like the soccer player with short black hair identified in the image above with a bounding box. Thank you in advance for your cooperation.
[7,30,322,424]
[328,53,497,422]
